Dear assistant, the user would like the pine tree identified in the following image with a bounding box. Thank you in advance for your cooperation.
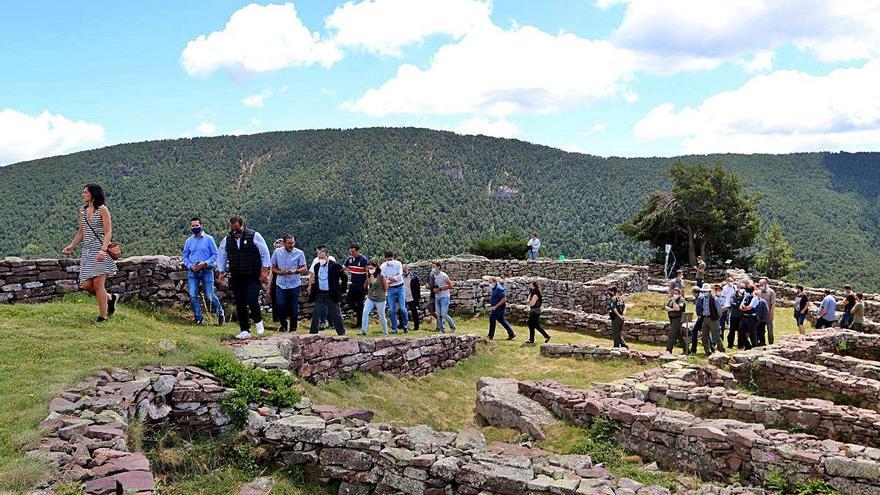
[754,222,805,280]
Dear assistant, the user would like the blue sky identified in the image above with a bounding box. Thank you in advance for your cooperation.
[2,0,880,165]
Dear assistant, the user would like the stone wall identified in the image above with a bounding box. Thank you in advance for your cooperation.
[539,343,684,365]
[28,366,232,494]
[447,269,649,315]
[411,256,647,283]
[279,334,482,383]
[518,379,880,492]
[250,406,678,495]
[506,305,671,343]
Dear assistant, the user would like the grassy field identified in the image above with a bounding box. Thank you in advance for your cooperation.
[0,292,804,494]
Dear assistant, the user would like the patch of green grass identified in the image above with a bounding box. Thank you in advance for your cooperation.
[763,468,842,494]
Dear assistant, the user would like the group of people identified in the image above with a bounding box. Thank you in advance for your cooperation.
[663,268,866,356]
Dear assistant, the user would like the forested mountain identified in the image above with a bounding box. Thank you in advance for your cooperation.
[1,128,878,290]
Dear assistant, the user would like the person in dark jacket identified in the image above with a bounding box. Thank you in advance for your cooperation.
[216,216,271,340]
[307,246,348,335]
[727,282,746,349]
[607,286,627,348]
[343,244,369,329]
[402,264,421,331]
[486,276,516,340]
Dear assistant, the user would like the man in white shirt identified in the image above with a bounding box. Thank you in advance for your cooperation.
[380,251,409,333]
[527,232,541,261]
[719,277,737,341]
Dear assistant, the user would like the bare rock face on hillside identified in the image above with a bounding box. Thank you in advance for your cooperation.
[475,377,557,440]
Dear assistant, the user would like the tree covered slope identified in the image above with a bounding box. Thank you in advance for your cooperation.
[1,128,877,290]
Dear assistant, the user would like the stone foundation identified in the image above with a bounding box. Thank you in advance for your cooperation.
[506,304,671,343]
[517,379,880,491]
[412,257,647,283]
[539,343,684,364]
[28,366,232,494]
[278,334,483,383]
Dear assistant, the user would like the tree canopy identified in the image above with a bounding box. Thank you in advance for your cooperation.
[754,222,806,281]
[620,162,761,266]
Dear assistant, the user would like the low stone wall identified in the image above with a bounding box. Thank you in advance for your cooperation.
[539,343,684,364]
[448,270,648,315]
[28,366,232,494]
[518,379,880,491]
[279,334,482,383]
[506,304,671,343]
[412,256,647,283]
[250,407,676,495]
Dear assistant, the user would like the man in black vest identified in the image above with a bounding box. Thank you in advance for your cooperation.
[216,216,271,340]
[307,246,348,335]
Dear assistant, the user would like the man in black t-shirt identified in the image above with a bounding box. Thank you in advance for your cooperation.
[343,243,369,329]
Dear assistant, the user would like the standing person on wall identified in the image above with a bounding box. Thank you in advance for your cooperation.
[216,216,271,340]
[181,216,224,326]
[62,184,119,322]
[694,256,706,289]
[527,232,541,261]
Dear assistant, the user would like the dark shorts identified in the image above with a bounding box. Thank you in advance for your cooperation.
[794,311,807,326]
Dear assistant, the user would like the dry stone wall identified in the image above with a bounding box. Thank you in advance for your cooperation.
[279,334,482,383]
[539,343,685,365]
[28,366,232,494]
[518,379,880,492]
[506,304,671,343]
[411,257,647,282]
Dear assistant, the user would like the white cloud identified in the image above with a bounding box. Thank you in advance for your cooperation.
[250,117,262,126]
[634,58,880,153]
[587,123,606,135]
[195,121,217,136]
[181,3,341,76]
[453,116,519,138]
[0,109,105,165]
[610,0,880,69]
[326,0,491,56]
[740,51,774,73]
[242,94,266,108]
[345,23,638,117]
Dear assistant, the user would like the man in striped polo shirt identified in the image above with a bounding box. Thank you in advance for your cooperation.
[344,243,369,328]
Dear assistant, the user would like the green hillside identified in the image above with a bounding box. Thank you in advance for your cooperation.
[0,127,877,290]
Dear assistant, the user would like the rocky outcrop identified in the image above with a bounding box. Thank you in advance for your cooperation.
[474,377,557,440]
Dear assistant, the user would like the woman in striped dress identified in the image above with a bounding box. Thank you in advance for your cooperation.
[62,184,118,322]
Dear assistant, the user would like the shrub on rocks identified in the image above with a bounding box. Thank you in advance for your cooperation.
[195,352,301,426]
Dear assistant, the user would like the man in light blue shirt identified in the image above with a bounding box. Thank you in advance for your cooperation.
[817,290,837,329]
[182,217,223,326]
[271,234,307,332]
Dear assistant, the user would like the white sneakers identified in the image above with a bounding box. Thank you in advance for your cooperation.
[255,321,265,335]
[234,331,251,340]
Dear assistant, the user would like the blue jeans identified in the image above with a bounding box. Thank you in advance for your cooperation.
[529,250,538,261]
[489,305,515,339]
[187,270,222,322]
[361,298,389,335]
[275,285,301,331]
[434,295,455,333]
[387,284,408,331]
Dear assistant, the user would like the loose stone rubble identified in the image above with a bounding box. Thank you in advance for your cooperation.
[539,343,685,364]
[27,366,232,494]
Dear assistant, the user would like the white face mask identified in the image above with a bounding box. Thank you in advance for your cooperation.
[319,258,328,265]
[368,268,376,275]
[490,283,497,289]
[431,268,437,274]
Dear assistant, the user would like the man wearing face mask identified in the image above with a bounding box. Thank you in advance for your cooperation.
[307,246,348,335]
[216,216,271,339]
[486,276,516,341]
[182,217,224,326]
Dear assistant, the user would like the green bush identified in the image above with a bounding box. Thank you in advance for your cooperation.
[470,232,529,260]
[195,352,301,426]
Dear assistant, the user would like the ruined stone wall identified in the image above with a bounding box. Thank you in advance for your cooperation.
[279,334,482,383]
[506,304,670,343]
[518,379,880,492]
[411,257,647,282]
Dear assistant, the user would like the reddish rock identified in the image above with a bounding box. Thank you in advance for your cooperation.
[85,425,124,441]
[84,470,154,494]
[91,453,150,477]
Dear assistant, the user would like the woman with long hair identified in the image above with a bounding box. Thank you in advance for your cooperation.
[361,261,390,335]
[525,281,550,344]
[62,184,118,321]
